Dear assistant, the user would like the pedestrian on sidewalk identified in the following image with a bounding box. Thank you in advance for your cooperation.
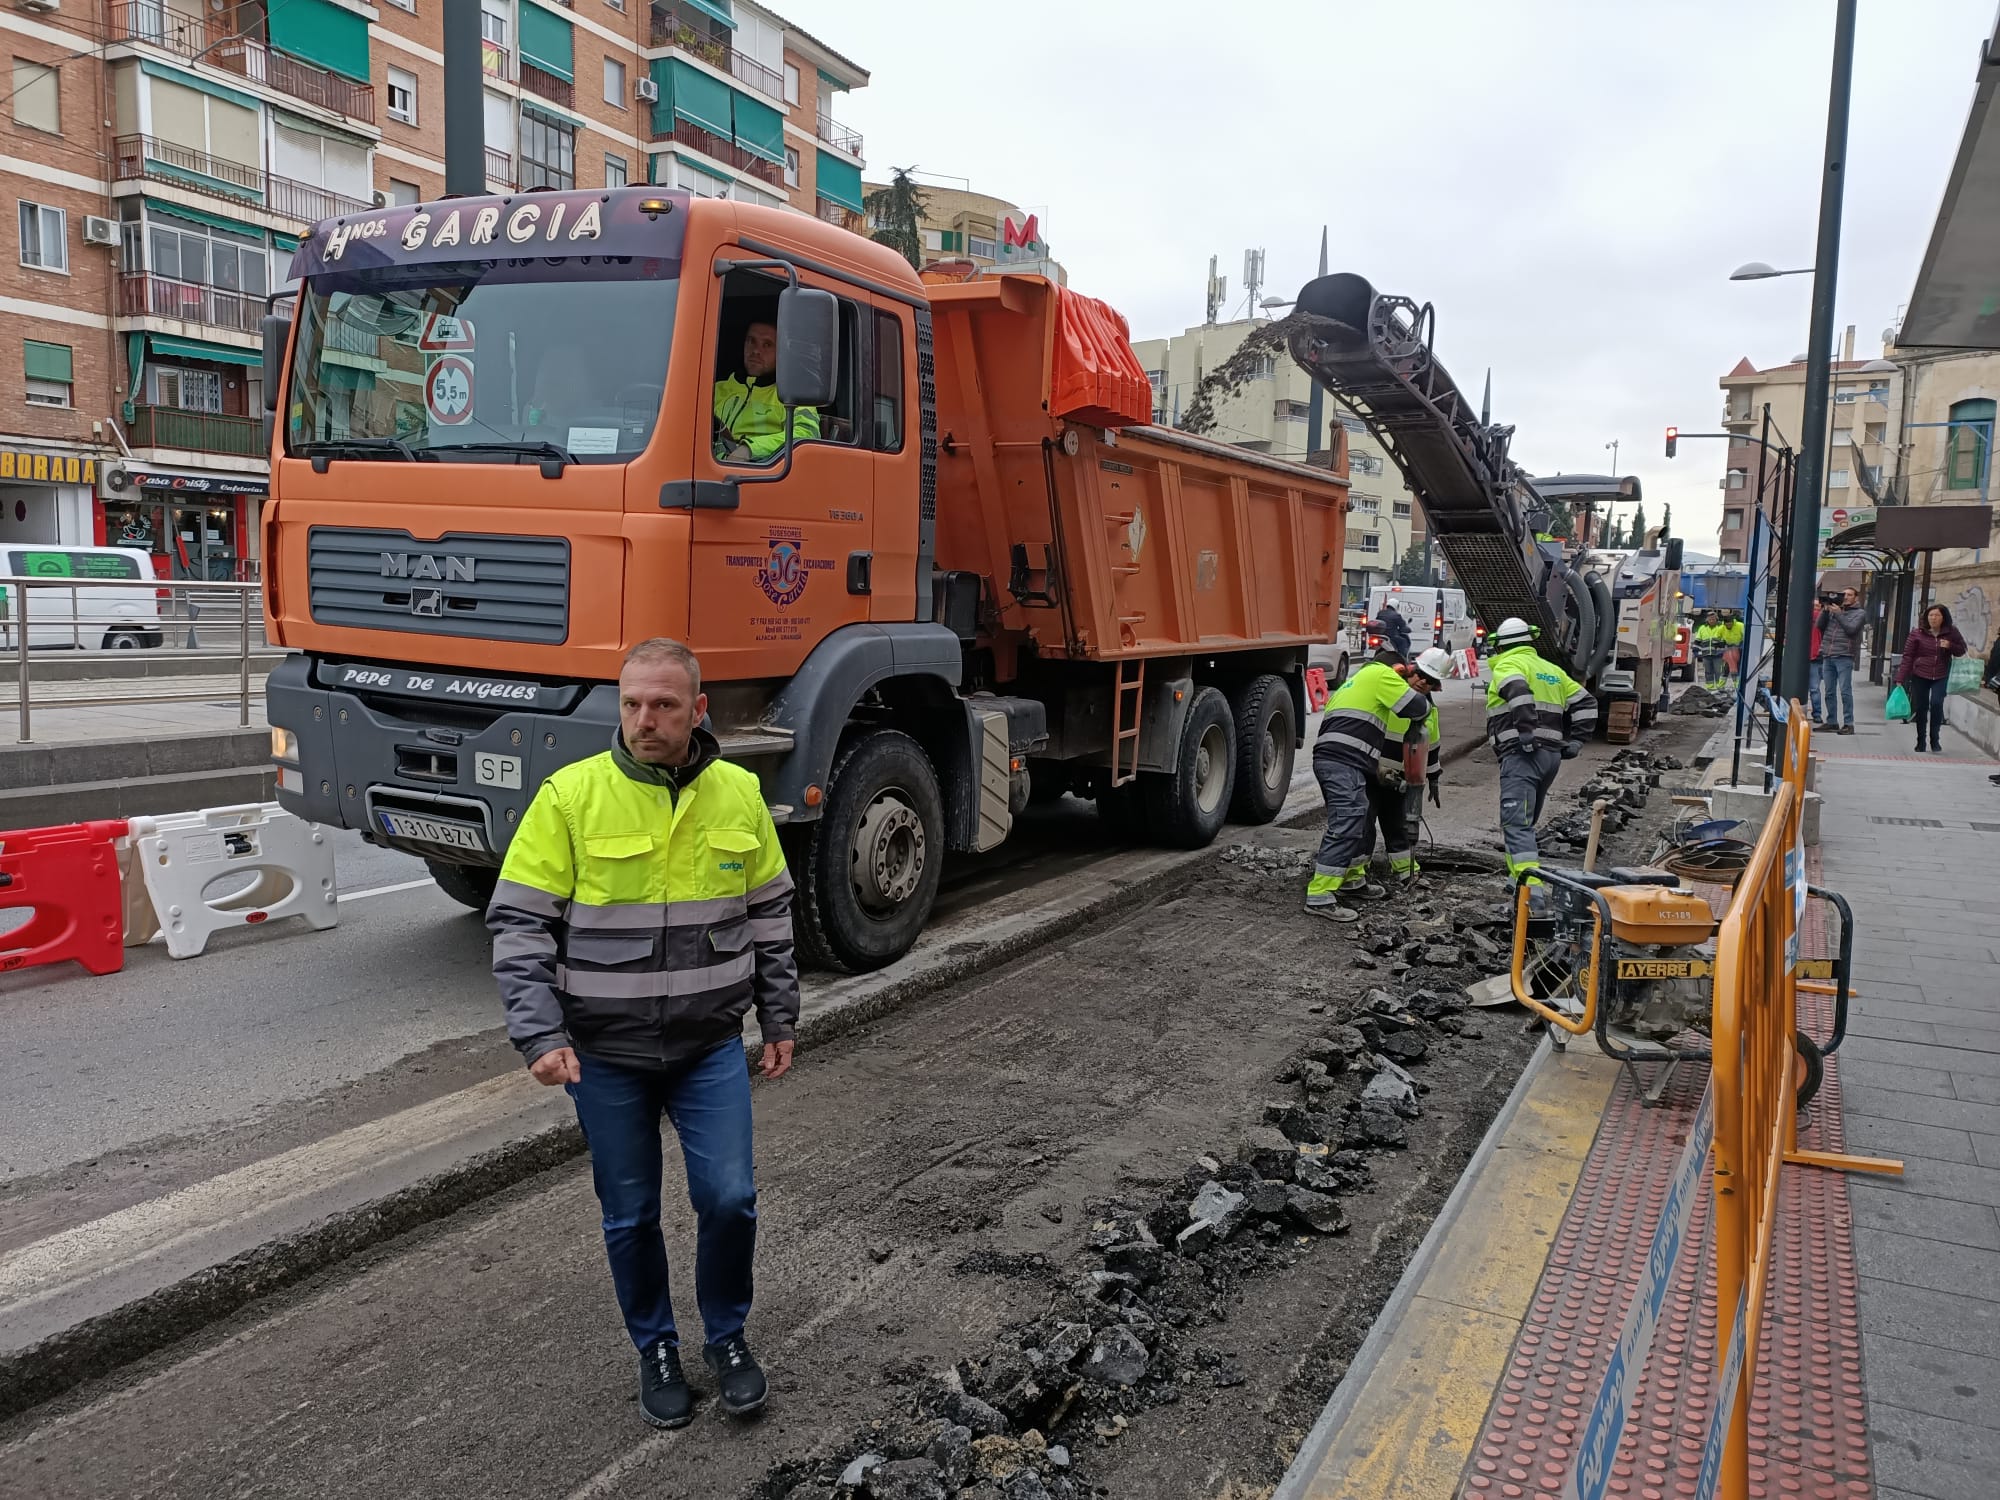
[1817,587,1866,734]
[1896,604,1967,754]
[1809,603,1828,727]
[487,637,799,1431]
[1485,617,1598,885]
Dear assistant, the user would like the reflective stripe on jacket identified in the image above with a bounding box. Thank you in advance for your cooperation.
[1375,698,1441,779]
[488,739,799,1070]
[1486,645,1596,753]
[1317,660,1430,770]
[714,374,820,461]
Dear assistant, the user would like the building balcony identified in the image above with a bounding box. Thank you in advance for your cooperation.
[652,118,783,188]
[114,134,372,224]
[482,39,512,82]
[644,6,785,101]
[815,197,864,233]
[519,60,575,108]
[118,271,262,335]
[130,404,267,459]
[816,116,864,157]
[485,146,516,190]
[109,0,376,124]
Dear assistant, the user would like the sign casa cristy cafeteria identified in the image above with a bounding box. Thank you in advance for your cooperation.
[0,451,95,484]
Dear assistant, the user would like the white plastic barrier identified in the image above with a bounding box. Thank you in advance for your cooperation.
[124,803,338,958]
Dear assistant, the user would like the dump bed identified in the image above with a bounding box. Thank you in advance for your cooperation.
[925,276,1347,661]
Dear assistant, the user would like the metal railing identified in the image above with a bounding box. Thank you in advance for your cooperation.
[485,146,516,190]
[482,38,512,81]
[815,198,863,232]
[652,118,784,187]
[519,59,575,108]
[817,116,864,156]
[108,0,377,122]
[129,405,267,458]
[1705,707,1902,1499]
[118,271,261,334]
[113,135,372,223]
[0,576,267,743]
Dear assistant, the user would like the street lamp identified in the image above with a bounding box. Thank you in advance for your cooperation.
[1729,261,1814,281]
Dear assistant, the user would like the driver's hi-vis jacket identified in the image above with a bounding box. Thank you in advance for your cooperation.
[487,726,799,1071]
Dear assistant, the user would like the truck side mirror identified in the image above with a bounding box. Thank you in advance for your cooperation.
[775,286,838,410]
[1663,538,1684,570]
[261,313,292,414]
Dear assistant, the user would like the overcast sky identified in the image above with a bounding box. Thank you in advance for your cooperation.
[796,0,1993,550]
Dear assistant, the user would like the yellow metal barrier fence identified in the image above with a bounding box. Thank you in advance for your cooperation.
[1706,707,1902,1499]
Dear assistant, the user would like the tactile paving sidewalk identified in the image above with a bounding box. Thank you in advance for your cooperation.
[1459,871,1871,1498]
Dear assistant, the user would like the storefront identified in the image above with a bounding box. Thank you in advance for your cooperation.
[100,468,265,581]
[0,445,105,550]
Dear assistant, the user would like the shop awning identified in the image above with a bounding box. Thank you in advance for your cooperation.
[1901,7,2000,348]
[667,57,731,137]
[266,0,371,83]
[815,148,862,211]
[733,92,784,165]
[148,334,262,367]
[519,0,576,84]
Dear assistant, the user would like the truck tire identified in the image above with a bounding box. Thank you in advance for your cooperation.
[1145,685,1237,848]
[427,859,499,912]
[1229,674,1296,825]
[1330,652,1351,689]
[790,729,944,973]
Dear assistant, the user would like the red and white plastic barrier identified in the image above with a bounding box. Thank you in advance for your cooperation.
[124,803,338,959]
[0,820,129,976]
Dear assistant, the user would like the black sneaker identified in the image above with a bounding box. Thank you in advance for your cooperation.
[639,1340,694,1430]
[704,1334,768,1416]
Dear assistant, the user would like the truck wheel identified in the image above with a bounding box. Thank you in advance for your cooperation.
[1330,652,1351,689]
[1229,674,1296,825]
[791,730,944,973]
[427,860,499,912]
[1145,686,1237,848]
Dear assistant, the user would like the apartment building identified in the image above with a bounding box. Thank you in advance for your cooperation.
[0,0,869,580]
[859,177,1065,283]
[1130,316,1426,600]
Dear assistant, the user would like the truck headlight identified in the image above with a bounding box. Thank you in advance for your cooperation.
[271,726,298,762]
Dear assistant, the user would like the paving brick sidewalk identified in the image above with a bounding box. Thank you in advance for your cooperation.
[1812,678,2000,1500]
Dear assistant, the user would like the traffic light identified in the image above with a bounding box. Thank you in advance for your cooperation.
[1664,426,1678,459]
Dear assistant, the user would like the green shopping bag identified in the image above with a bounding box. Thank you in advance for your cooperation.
[1886,683,1913,721]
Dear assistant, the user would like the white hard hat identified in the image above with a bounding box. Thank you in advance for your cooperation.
[1494,616,1535,646]
[1414,647,1453,684]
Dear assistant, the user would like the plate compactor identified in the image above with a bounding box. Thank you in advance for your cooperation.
[1509,864,1853,1108]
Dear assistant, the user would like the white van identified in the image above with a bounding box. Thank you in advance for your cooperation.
[0,545,165,649]
[1365,585,1476,655]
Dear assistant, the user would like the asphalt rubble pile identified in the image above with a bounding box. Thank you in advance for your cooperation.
[1667,684,1731,718]
[1532,747,1683,860]
[753,972,1489,1500]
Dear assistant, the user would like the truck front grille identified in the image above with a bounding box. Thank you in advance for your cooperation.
[306,527,569,645]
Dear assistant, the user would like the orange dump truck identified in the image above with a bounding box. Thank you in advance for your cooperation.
[260,188,1347,968]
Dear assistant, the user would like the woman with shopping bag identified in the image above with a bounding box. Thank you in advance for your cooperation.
[1896,604,1968,753]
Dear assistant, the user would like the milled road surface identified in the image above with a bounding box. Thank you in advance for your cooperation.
[0,713,1716,1500]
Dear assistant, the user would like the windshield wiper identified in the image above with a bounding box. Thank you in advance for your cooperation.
[295,436,417,464]
[420,440,578,470]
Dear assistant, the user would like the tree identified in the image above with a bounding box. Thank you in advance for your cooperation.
[863,167,927,270]
[1392,539,1428,584]
[1627,502,1648,548]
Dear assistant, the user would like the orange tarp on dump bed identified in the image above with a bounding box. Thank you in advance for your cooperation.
[1050,287,1152,428]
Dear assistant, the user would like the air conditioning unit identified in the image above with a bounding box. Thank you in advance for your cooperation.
[14,0,59,13]
[372,189,388,208]
[82,215,118,246]
[634,77,659,103]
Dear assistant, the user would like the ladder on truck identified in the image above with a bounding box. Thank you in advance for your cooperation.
[1110,658,1144,788]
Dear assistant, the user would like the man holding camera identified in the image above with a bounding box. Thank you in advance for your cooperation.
[1817,587,1866,735]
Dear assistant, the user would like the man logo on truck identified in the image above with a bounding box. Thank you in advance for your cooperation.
[381,552,476,584]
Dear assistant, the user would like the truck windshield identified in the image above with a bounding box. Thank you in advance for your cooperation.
[286,264,677,466]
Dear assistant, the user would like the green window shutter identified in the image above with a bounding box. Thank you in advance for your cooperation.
[25,340,73,383]
[143,197,265,236]
[272,232,302,252]
[139,59,262,113]
[667,58,731,137]
[1948,398,1995,491]
[682,0,736,27]
[649,59,673,136]
[266,0,371,83]
[815,149,862,212]
[732,92,783,164]
[519,2,576,84]
[148,334,262,367]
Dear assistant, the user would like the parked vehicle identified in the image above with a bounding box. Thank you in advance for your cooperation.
[0,545,165,650]
[1365,584,1475,655]
[259,189,1348,970]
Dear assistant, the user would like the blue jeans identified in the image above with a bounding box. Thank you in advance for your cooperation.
[1821,655,1855,727]
[1911,674,1950,748]
[1808,658,1824,720]
[567,1040,757,1352]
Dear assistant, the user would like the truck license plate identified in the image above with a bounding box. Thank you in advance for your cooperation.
[475,752,522,789]
[379,812,487,852]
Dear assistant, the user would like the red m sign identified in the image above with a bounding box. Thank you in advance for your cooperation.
[1002,213,1040,249]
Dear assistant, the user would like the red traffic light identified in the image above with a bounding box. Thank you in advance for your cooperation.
[1665,426,1679,458]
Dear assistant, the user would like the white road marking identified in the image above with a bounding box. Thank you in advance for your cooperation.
[337,877,439,903]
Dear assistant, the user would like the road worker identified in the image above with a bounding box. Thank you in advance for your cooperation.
[1306,649,1440,921]
[1355,646,1452,889]
[1721,609,1745,688]
[1694,610,1726,687]
[1485,617,1597,886]
[714,319,820,463]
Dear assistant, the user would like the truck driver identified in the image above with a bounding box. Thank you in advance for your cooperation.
[714,320,821,463]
